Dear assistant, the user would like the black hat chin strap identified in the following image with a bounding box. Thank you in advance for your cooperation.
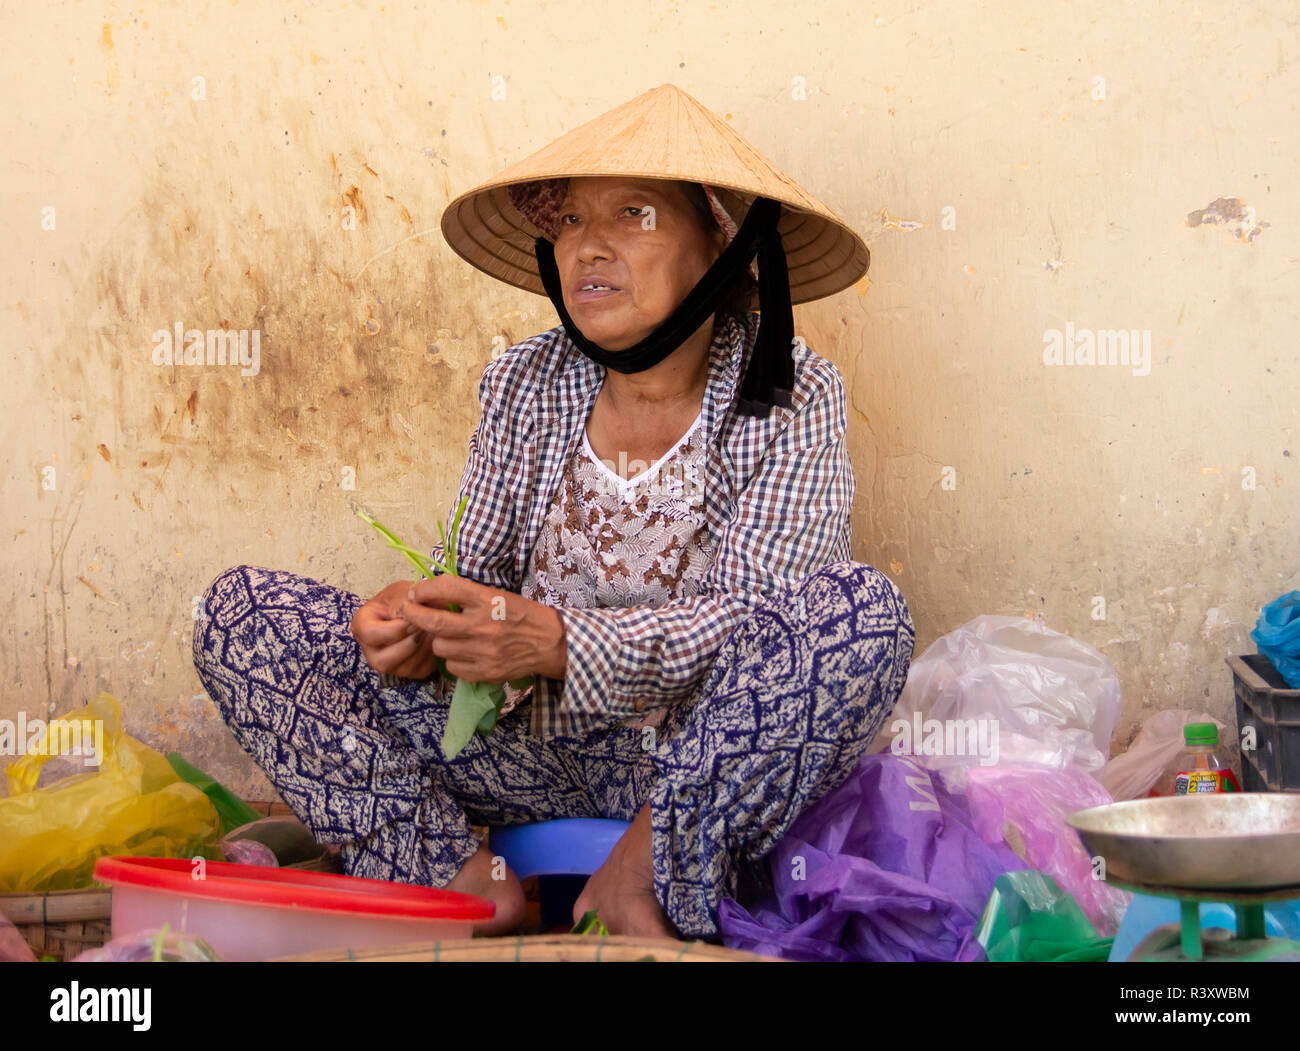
[534,195,795,418]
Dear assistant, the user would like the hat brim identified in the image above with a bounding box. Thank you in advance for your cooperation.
[438,85,870,306]
[442,178,869,307]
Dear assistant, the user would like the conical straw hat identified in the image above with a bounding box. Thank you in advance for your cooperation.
[440,84,869,305]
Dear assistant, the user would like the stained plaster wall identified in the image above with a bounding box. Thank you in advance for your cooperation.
[3,0,1296,798]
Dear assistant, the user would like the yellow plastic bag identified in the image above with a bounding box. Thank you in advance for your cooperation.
[0,692,220,893]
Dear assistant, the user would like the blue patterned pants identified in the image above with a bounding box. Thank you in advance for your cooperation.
[191,561,914,938]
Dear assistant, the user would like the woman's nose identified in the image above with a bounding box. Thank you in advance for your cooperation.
[574,218,616,262]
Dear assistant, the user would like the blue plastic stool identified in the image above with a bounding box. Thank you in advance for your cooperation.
[487,819,631,929]
[1110,890,1300,961]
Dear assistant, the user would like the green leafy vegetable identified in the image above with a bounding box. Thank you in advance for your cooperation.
[571,909,609,936]
[442,678,505,760]
[152,923,171,963]
[357,501,531,760]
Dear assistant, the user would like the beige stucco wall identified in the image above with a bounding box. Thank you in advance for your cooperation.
[3,1,1297,799]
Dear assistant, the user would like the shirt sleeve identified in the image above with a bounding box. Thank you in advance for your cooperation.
[533,355,855,735]
[426,356,521,593]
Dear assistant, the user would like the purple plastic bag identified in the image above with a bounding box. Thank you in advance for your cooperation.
[718,753,1025,961]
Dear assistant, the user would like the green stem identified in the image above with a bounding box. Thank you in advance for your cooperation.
[357,514,453,578]
[356,512,405,550]
[152,922,172,962]
[383,538,451,578]
[358,506,466,665]
[447,494,468,576]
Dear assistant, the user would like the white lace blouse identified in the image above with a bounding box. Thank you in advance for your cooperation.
[504,406,718,729]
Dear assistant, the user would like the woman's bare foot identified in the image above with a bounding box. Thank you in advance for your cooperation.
[444,841,527,936]
[572,802,678,939]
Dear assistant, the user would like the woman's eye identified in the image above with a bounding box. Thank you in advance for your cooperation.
[556,207,646,226]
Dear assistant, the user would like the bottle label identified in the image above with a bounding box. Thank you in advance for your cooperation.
[1172,770,1238,794]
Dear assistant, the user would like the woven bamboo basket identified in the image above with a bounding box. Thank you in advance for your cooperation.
[0,887,113,962]
[273,934,781,963]
[0,800,309,961]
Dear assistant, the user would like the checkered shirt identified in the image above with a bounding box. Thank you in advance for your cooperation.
[427,310,855,738]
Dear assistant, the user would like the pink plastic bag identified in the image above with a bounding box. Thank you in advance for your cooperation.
[219,838,279,867]
[0,912,37,962]
[960,764,1130,935]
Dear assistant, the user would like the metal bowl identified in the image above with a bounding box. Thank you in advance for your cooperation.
[1067,793,1300,891]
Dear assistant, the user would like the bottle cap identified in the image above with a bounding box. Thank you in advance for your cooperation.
[1184,721,1219,745]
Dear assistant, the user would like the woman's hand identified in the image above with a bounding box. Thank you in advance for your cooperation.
[395,576,567,684]
[350,580,438,680]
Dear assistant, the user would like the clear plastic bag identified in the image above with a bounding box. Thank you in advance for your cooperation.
[866,615,1129,935]
[876,615,1123,781]
[71,925,221,962]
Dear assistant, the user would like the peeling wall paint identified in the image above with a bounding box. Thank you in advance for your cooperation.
[3,1,1298,799]
[1185,196,1271,244]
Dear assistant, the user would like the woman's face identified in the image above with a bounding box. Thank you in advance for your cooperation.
[552,177,725,350]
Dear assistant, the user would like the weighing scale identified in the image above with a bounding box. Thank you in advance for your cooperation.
[1068,793,1300,963]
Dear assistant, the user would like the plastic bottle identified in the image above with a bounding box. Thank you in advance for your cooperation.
[1149,723,1241,796]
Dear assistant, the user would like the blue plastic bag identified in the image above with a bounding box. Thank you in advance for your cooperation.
[1250,591,1300,688]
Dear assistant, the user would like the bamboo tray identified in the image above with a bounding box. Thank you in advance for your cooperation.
[272,934,782,963]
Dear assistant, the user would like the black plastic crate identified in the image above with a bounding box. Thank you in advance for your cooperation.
[1227,653,1300,793]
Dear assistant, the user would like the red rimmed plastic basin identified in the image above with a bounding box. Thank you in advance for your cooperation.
[93,856,494,961]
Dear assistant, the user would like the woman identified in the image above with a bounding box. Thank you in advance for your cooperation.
[193,85,915,940]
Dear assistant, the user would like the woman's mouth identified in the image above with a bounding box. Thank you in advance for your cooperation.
[574,284,622,304]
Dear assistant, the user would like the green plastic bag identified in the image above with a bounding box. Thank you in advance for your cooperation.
[975,870,1114,962]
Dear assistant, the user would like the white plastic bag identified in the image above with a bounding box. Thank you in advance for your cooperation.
[876,615,1123,781]
[1098,709,1226,801]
